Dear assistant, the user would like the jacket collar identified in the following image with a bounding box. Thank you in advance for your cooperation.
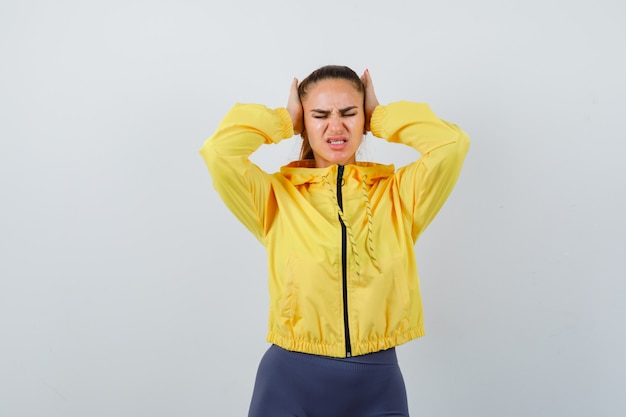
[279,160,395,186]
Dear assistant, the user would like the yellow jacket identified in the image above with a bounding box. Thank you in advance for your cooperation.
[200,101,469,357]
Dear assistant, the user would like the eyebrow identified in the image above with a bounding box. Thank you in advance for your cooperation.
[310,106,359,115]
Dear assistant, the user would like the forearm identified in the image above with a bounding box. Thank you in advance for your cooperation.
[200,103,293,169]
[370,101,468,154]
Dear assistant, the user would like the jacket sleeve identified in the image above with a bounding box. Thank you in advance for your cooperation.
[370,101,470,241]
[199,103,294,243]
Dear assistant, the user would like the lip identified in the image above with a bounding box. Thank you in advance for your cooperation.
[326,136,348,143]
[326,136,348,150]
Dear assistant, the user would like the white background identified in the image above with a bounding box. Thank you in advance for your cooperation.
[1,0,625,416]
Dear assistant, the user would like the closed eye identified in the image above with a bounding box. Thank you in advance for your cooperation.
[310,107,359,118]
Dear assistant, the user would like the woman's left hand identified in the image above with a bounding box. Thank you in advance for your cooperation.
[361,69,380,132]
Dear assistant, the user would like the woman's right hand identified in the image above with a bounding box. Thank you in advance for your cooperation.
[287,78,304,135]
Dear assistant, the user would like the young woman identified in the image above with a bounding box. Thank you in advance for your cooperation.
[200,65,470,417]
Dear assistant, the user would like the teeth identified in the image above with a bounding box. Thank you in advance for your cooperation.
[329,140,345,144]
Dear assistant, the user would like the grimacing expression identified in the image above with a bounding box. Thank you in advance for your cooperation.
[301,79,365,168]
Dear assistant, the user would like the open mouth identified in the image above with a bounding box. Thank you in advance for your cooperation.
[327,135,348,145]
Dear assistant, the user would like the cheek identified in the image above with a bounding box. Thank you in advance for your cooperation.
[304,118,324,134]
[350,116,366,132]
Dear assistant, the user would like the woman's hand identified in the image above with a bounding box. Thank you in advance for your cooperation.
[287,78,304,135]
[361,69,380,132]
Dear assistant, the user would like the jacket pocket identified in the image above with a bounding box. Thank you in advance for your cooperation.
[390,255,411,313]
[280,257,298,319]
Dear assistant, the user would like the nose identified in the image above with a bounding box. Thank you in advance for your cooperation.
[327,114,343,132]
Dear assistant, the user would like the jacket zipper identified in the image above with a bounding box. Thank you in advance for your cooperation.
[336,165,352,358]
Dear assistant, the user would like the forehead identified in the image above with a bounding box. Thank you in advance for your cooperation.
[302,79,363,108]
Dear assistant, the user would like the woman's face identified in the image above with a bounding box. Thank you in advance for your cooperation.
[301,78,365,168]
